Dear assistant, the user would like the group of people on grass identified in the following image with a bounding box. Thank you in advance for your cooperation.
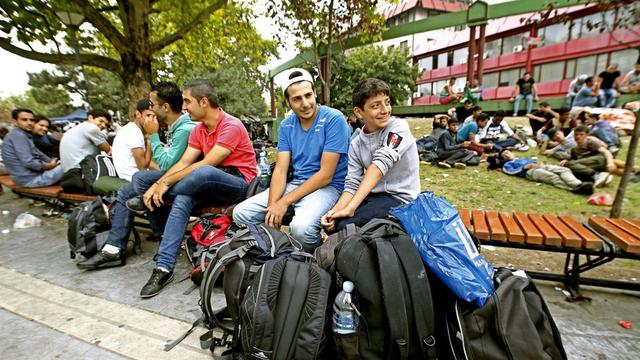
[2,72,423,299]
[428,97,638,195]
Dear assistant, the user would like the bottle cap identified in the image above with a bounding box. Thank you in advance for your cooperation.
[343,281,354,293]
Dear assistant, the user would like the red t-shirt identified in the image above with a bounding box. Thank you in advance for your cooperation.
[188,110,257,183]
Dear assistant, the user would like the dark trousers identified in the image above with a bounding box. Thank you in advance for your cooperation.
[334,193,404,233]
[567,154,607,182]
[438,149,476,166]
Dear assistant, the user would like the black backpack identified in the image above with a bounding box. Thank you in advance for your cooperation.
[240,254,331,359]
[163,224,303,354]
[67,196,112,259]
[79,154,118,194]
[333,219,437,360]
[443,268,567,360]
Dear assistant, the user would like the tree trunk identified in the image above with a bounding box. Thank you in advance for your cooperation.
[610,110,640,218]
[323,0,334,106]
[120,0,153,120]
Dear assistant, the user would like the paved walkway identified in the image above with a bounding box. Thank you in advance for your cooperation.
[0,191,639,359]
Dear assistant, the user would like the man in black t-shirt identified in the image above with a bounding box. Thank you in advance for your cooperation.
[510,72,538,116]
[447,99,473,122]
[597,63,620,108]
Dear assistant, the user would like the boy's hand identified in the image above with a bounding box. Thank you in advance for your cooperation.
[143,117,159,135]
[320,211,336,232]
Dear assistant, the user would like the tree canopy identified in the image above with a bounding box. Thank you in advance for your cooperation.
[266,0,386,105]
[330,45,418,116]
[0,0,275,117]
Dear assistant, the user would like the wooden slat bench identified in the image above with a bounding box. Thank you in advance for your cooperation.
[459,208,640,294]
[0,174,94,209]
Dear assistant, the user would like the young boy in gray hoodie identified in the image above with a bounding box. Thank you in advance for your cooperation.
[321,78,420,233]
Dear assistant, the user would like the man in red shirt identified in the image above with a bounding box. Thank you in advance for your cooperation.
[124,79,256,298]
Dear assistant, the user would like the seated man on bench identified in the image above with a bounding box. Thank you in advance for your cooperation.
[135,79,256,298]
[233,68,350,252]
[77,83,197,279]
[2,108,63,187]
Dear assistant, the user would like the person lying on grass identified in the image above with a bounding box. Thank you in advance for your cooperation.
[488,149,594,195]
[321,78,420,233]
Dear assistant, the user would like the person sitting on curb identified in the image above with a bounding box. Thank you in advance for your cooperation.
[2,108,64,187]
[233,68,350,253]
[320,78,420,233]
[480,110,529,152]
[457,112,493,156]
[439,77,461,105]
[436,119,476,169]
[488,149,594,195]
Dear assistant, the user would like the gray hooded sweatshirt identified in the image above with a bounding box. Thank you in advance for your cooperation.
[344,117,420,203]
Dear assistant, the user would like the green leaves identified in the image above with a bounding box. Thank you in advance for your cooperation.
[330,45,419,116]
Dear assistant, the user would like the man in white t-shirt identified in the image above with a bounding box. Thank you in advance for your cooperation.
[111,99,155,181]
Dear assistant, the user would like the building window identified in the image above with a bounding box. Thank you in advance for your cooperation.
[538,61,565,83]
[400,40,408,51]
[484,39,502,58]
[565,59,577,79]
[436,52,448,69]
[499,68,521,87]
[454,77,467,92]
[418,57,433,72]
[611,48,640,73]
[502,33,525,55]
[453,48,468,65]
[483,72,499,89]
[580,14,602,39]
[575,55,597,77]
[418,83,432,97]
[541,22,569,45]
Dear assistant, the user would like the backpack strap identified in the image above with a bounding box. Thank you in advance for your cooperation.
[163,316,204,351]
[374,238,411,360]
[388,231,437,359]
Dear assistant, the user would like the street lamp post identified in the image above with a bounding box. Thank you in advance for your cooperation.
[55,10,89,109]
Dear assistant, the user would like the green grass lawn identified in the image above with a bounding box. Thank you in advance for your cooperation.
[407,117,640,221]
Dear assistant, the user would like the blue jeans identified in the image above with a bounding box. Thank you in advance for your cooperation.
[105,171,167,250]
[598,88,617,108]
[484,138,519,153]
[233,180,341,252]
[513,94,533,115]
[22,166,64,187]
[566,92,577,107]
[155,166,248,270]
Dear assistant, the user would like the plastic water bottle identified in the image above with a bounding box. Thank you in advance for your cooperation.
[258,147,270,179]
[332,281,359,334]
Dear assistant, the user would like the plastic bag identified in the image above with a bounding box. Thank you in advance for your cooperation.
[587,193,613,206]
[390,191,494,307]
[13,212,43,229]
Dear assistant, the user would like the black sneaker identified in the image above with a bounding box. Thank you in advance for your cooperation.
[571,182,594,195]
[125,196,146,213]
[77,251,125,270]
[140,268,173,298]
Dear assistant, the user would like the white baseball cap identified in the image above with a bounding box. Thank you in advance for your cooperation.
[282,68,314,96]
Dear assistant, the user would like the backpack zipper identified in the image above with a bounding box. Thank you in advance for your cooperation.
[454,300,470,360]
[260,225,276,257]
[493,293,514,360]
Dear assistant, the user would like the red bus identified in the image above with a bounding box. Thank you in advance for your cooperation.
[412,3,640,105]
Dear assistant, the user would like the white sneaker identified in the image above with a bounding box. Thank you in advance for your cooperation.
[514,143,530,152]
[454,162,467,170]
[526,138,538,148]
[594,172,613,188]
